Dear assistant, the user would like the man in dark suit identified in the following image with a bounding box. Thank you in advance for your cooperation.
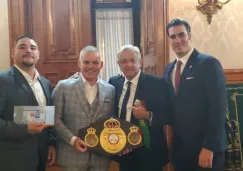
[0,35,56,171]
[164,19,227,171]
[109,45,171,171]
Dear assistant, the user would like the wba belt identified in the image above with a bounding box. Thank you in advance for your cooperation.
[79,116,144,156]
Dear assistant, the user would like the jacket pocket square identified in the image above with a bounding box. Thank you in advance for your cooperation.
[104,99,112,103]
[186,77,195,80]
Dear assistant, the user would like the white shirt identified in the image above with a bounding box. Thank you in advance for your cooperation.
[171,48,194,89]
[14,64,46,106]
[70,73,99,146]
[118,70,141,122]
[80,74,99,105]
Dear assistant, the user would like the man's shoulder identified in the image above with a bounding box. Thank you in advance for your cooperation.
[55,77,78,89]
[164,61,175,73]
[196,51,220,66]
[109,75,123,86]
[141,72,164,82]
[0,68,13,80]
[197,51,211,59]
[109,75,122,81]
[39,75,51,84]
[139,73,167,89]
[138,73,168,95]
[99,79,115,90]
[0,69,15,91]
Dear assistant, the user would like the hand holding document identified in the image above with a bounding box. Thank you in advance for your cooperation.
[14,106,55,134]
[14,106,55,124]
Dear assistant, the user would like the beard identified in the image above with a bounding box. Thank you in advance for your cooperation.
[22,55,35,67]
[22,61,35,67]
[23,62,34,67]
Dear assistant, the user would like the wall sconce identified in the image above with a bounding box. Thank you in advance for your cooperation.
[196,0,231,24]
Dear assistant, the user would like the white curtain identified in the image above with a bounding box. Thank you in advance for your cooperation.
[96,8,134,81]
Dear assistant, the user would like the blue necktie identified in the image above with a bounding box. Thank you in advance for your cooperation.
[120,81,131,120]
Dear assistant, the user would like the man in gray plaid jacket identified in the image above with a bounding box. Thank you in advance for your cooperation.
[52,46,115,171]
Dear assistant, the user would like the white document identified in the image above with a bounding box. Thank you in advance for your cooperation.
[14,106,55,124]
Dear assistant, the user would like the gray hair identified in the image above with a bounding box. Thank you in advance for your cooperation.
[117,45,141,61]
[79,45,100,60]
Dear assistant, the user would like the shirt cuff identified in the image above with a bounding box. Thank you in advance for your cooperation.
[148,111,153,126]
[70,136,78,146]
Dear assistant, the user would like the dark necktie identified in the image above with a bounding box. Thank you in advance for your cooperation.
[120,81,132,120]
[175,60,182,94]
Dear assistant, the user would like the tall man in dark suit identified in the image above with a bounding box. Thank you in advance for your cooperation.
[0,35,56,171]
[164,19,227,171]
[109,45,171,171]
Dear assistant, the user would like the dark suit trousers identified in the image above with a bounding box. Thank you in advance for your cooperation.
[119,146,163,171]
[37,158,46,171]
[172,139,225,171]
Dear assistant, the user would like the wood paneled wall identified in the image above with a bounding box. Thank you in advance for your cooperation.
[8,0,92,87]
[140,0,169,77]
[225,69,243,84]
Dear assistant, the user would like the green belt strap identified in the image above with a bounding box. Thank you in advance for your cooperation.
[138,119,151,149]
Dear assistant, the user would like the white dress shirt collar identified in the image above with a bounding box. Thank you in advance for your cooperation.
[80,73,99,87]
[176,48,194,65]
[14,64,40,81]
[124,70,141,86]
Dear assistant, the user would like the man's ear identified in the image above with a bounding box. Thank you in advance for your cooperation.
[37,50,40,60]
[140,58,143,67]
[11,49,15,59]
[78,60,81,68]
[188,32,192,41]
[100,61,103,69]
[117,61,121,68]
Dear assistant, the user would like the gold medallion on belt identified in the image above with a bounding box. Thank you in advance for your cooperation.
[127,126,142,145]
[100,118,126,154]
[85,127,99,147]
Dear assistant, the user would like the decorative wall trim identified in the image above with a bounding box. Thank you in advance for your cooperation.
[224,69,243,84]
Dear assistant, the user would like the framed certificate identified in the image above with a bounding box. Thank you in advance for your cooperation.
[14,106,55,124]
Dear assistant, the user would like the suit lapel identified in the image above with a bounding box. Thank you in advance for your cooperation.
[74,77,91,120]
[38,77,51,105]
[178,49,199,93]
[93,81,105,119]
[166,61,176,85]
[133,72,145,104]
[115,77,125,116]
[12,67,38,105]
[117,77,125,100]
[165,61,177,96]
